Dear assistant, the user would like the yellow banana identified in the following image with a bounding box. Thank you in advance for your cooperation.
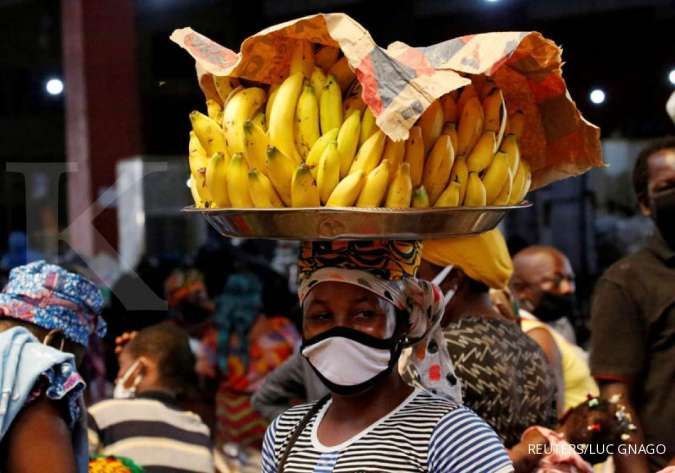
[265,146,296,206]
[317,142,341,204]
[223,87,266,156]
[509,160,532,204]
[226,153,253,208]
[434,181,461,208]
[190,111,226,156]
[418,100,444,154]
[356,159,390,208]
[328,56,355,92]
[383,138,406,179]
[483,87,507,150]
[349,130,386,175]
[385,163,413,209]
[457,84,478,117]
[507,110,525,140]
[188,176,205,208]
[457,96,485,156]
[268,72,304,164]
[295,82,321,159]
[404,126,425,187]
[336,110,361,177]
[192,168,212,204]
[344,95,366,117]
[464,172,487,207]
[306,129,339,178]
[315,45,340,72]
[290,40,314,78]
[206,99,223,124]
[252,111,265,130]
[493,168,513,206]
[326,170,366,207]
[189,131,209,176]
[500,134,520,175]
[265,84,280,130]
[482,151,510,204]
[450,157,469,204]
[441,94,459,123]
[412,186,431,208]
[291,164,321,207]
[320,75,343,135]
[466,131,496,173]
[213,76,239,103]
[442,122,459,152]
[422,134,454,204]
[360,107,377,146]
[310,67,326,102]
[205,152,230,208]
[243,120,269,172]
[248,169,283,208]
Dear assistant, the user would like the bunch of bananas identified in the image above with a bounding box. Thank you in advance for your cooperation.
[186,41,532,209]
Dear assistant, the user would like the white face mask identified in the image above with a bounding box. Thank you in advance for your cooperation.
[113,359,143,399]
[301,327,400,395]
[431,265,456,308]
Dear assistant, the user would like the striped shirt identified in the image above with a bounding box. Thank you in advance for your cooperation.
[88,392,213,473]
[262,389,513,473]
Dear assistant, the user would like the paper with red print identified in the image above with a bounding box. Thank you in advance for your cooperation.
[171,13,602,190]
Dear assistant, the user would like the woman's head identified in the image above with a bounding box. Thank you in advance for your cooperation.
[296,240,459,400]
[0,261,105,363]
[560,396,634,464]
[116,323,196,397]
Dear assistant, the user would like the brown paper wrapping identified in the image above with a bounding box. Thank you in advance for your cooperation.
[171,13,603,190]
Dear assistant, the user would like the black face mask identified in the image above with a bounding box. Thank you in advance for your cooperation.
[301,326,405,396]
[533,292,576,322]
[652,187,675,250]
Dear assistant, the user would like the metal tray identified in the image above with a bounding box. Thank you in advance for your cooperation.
[182,204,531,240]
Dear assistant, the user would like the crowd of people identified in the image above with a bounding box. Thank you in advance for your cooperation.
[0,138,673,472]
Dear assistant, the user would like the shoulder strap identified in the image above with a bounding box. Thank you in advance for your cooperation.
[278,395,331,472]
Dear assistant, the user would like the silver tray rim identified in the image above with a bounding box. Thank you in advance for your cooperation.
[182,203,532,214]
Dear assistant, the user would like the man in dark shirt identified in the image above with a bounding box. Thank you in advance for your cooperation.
[590,137,675,472]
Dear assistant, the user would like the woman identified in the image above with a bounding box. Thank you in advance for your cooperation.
[420,230,559,450]
[0,261,105,473]
[261,240,513,473]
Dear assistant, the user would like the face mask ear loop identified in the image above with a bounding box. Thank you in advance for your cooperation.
[43,328,66,351]
[431,265,454,286]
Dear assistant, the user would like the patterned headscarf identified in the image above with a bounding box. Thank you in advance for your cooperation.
[297,240,461,402]
[0,261,105,346]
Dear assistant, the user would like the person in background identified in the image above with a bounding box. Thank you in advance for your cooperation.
[214,270,299,462]
[511,245,578,344]
[0,261,106,473]
[88,323,213,473]
[511,246,599,413]
[420,230,559,449]
[510,395,635,473]
[590,138,675,472]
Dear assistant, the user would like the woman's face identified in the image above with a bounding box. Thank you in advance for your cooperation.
[303,282,394,340]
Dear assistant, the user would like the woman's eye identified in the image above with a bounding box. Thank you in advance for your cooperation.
[354,310,377,320]
[307,312,332,322]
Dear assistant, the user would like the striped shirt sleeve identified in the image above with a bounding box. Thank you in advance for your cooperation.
[428,406,514,473]
[261,416,280,473]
